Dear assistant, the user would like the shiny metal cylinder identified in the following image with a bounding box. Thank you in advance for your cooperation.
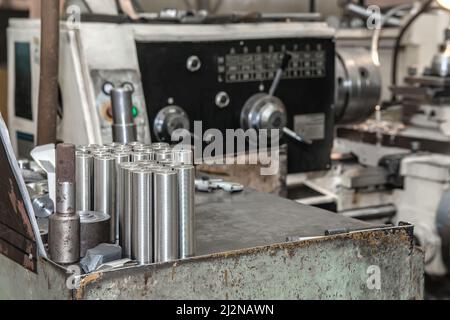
[173,165,196,258]
[155,149,173,162]
[76,153,93,211]
[128,141,144,148]
[76,145,92,153]
[49,212,80,264]
[120,162,140,258]
[154,169,179,262]
[132,152,150,162]
[114,145,133,153]
[93,154,115,242]
[113,152,130,244]
[152,142,170,149]
[173,148,193,165]
[131,168,153,265]
[79,211,110,257]
[111,88,137,144]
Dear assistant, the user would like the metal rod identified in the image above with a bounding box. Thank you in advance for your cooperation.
[37,0,60,145]
[111,88,137,144]
[93,154,115,242]
[173,165,196,259]
[131,168,153,264]
[114,152,130,244]
[154,168,179,262]
[49,144,80,264]
[76,152,93,211]
[120,162,140,258]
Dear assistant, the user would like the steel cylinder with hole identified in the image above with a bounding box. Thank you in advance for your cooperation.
[93,154,115,242]
[154,168,179,262]
[131,168,153,264]
[76,152,93,212]
[172,165,196,258]
[79,211,110,257]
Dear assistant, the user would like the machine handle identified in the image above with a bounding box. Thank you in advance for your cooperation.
[269,52,292,97]
[282,127,313,145]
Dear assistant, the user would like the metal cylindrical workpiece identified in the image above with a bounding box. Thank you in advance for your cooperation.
[93,154,115,242]
[173,148,193,165]
[120,162,140,258]
[132,152,150,162]
[111,88,137,144]
[114,152,130,243]
[173,165,196,258]
[49,143,80,264]
[155,149,173,162]
[48,212,80,264]
[151,142,170,149]
[76,152,93,211]
[79,211,110,257]
[131,168,153,265]
[154,168,179,262]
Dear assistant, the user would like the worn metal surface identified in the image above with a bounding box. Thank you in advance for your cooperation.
[75,190,424,300]
[0,255,71,300]
[0,188,424,299]
[76,226,423,300]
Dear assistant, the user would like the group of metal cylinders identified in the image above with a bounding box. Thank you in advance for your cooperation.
[75,142,195,264]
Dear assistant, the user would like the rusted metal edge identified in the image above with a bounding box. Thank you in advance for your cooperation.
[74,223,416,299]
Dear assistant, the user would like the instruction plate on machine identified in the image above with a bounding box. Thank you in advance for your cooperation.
[294,113,325,141]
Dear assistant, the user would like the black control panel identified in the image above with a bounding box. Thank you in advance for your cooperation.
[136,36,334,173]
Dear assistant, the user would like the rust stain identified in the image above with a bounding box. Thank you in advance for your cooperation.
[171,262,178,281]
[223,269,228,286]
[75,272,102,300]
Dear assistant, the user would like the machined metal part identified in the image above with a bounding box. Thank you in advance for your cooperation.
[240,93,287,139]
[48,212,80,264]
[111,88,138,144]
[173,165,196,258]
[153,106,190,142]
[154,168,179,262]
[155,149,173,162]
[131,168,154,264]
[127,141,144,148]
[32,193,54,218]
[335,48,382,124]
[49,143,80,264]
[119,162,141,258]
[76,145,92,153]
[79,211,111,257]
[114,152,131,244]
[132,152,150,162]
[151,142,170,149]
[76,152,93,212]
[93,154,115,243]
[172,148,193,165]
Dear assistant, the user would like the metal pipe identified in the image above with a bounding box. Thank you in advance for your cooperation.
[173,165,196,258]
[93,154,115,242]
[154,168,179,262]
[76,152,93,211]
[37,0,60,145]
[49,144,80,264]
[131,168,153,264]
[111,88,137,144]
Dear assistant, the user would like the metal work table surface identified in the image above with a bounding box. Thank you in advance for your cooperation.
[196,189,375,255]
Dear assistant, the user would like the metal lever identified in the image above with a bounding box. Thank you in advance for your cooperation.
[282,127,313,145]
[269,52,293,97]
